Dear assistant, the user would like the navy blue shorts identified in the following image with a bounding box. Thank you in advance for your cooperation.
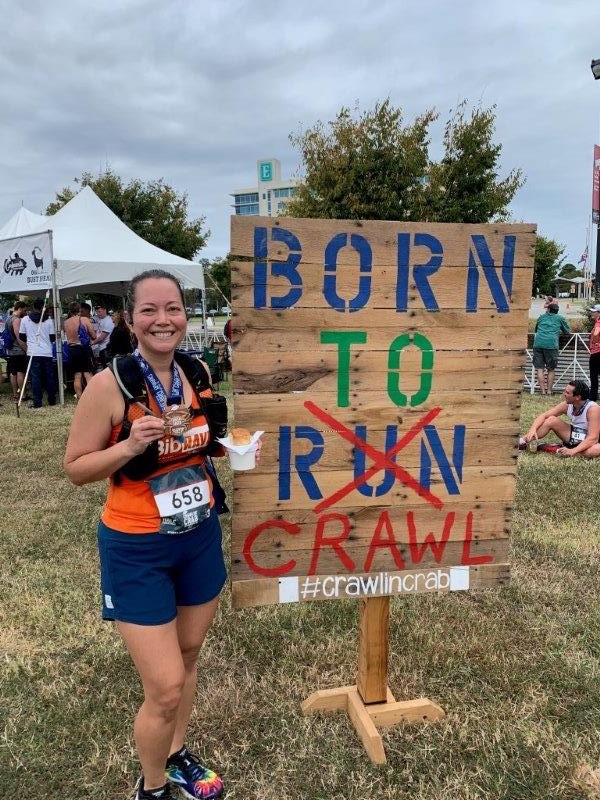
[97,509,226,625]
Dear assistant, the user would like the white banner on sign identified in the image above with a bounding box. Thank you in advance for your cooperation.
[0,230,53,293]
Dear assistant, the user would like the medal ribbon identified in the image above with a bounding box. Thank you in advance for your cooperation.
[133,349,183,411]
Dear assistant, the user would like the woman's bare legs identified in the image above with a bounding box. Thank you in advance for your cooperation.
[117,597,219,791]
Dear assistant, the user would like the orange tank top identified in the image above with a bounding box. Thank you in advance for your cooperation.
[101,388,216,533]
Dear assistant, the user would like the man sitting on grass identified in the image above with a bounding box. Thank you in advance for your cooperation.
[520,380,600,457]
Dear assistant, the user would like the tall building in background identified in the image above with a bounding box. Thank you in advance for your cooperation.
[231,159,299,216]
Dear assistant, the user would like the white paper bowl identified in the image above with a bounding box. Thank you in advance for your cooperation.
[227,442,258,470]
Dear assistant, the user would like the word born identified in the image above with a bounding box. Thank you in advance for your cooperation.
[253,227,516,312]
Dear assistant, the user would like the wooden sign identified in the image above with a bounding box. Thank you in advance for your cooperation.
[229,217,535,609]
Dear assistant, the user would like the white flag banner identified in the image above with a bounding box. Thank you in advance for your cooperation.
[0,230,52,293]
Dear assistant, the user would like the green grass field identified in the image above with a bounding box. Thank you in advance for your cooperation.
[2,383,600,799]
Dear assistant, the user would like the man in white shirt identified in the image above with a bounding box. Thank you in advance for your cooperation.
[92,304,114,370]
[519,380,600,457]
[19,297,57,408]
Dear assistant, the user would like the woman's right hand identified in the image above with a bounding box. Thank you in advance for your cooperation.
[125,415,166,456]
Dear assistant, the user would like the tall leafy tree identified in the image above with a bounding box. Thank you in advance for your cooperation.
[286,99,524,224]
[426,102,524,223]
[533,235,565,296]
[200,255,232,308]
[558,263,582,280]
[47,169,209,260]
[287,100,435,220]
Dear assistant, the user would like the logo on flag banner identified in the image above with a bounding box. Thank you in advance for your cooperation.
[579,247,588,265]
[0,231,52,292]
[593,145,600,225]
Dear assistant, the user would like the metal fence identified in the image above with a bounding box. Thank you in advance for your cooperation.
[183,327,226,351]
[524,333,591,393]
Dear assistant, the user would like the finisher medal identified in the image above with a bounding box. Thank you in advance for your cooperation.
[162,405,192,437]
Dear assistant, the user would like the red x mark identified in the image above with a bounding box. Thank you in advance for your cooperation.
[304,400,444,514]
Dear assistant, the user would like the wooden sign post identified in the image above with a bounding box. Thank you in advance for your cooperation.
[229,217,535,763]
[302,596,444,763]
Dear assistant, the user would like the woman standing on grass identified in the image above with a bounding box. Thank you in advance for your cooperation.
[588,304,600,402]
[64,301,97,400]
[64,270,226,800]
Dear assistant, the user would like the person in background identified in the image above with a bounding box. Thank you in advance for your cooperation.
[532,302,570,395]
[64,301,97,400]
[5,301,29,401]
[19,297,57,408]
[108,309,134,357]
[519,380,600,457]
[588,303,600,402]
[0,309,6,385]
[93,303,115,369]
[79,302,98,369]
[543,294,556,309]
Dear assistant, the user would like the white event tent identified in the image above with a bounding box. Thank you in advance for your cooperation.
[0,186,207,405]
[0,207,49,240]
[0,185,205,295]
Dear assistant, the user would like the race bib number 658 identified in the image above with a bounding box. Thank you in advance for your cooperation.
[149,465,211,535]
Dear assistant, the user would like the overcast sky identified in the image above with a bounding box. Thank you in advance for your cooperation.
[1,0,599,269]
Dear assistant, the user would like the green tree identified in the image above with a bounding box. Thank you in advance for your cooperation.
[558,263,582,280]
[286,99,524,223]
[201,256,231,308]
[533,235,565,296]
[425,103,524,223]
[287,100,435,220]
[47,169,209,260]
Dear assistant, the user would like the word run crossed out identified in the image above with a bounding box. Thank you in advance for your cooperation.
[278,423,465,503]
[253,228,516,312]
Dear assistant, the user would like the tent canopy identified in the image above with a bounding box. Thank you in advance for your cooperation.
[0,186,205,296]
[0,207,49,240]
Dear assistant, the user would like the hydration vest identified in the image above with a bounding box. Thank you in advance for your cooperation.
[108,351,228,512]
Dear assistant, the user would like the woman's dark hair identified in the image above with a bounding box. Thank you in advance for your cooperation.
[68,301,80,316]
[125,269,185,317]
[112,309,129,331]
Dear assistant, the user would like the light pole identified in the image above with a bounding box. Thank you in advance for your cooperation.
[592,60,600,297]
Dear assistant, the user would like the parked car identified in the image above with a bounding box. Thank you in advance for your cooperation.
[193,305,203,316]
[208,308,218,315]
[221,306,231,315]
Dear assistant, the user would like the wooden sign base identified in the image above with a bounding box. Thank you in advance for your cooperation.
[301,597,445,764]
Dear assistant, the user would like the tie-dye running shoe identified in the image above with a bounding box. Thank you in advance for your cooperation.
[134,776,173,799]
[165,747,223,799]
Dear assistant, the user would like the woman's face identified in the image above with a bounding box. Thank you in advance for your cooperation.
[129,277,186,358]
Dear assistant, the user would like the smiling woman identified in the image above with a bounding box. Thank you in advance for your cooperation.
[63,269,227,800]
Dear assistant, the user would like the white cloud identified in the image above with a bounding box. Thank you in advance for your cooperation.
[0,0,598,265]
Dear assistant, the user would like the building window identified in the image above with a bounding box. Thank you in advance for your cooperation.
[272,187,297,198]
[235,203,259,215]
[234,192,259,204]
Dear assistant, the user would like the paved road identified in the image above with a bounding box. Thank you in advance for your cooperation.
[529,298,587,320]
